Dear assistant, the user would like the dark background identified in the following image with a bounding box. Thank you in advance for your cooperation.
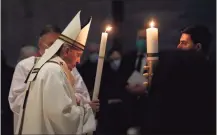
[2,0,216,67]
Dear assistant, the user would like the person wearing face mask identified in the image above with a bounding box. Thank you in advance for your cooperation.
[109,50,122,71]
[89,51,99,63]
[110,58,121,70]
[118,30,149,134]
[95,46,128,135]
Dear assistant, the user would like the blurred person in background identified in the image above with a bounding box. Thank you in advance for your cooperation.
[17,45,38,63]
[96,45,127,135]
[107,45,122,72]
[9,24,61,113]
[8,25,61,132]
[118,29,149,134]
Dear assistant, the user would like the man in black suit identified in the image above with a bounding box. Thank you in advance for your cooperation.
[177,25,215,101]
[139,25,215,134]
[141,50,215,134]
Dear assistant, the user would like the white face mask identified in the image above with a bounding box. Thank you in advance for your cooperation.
[89,53,98,63]
[110,59,121,70]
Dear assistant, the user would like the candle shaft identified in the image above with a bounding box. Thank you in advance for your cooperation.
[99,33,108,57]
[92,58,104,100]
[92,32,108,100]
[146,28,158,54]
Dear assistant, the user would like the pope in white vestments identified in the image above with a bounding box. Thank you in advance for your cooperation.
[9,56,90,114]
[9,56,91,132]
[9,27,93,132]
[15,11,96,134]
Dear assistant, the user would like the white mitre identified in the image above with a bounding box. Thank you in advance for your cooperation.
[27,11,92,82]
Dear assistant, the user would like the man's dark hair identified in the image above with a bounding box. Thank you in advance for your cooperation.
[40,24,61,37]
[181,25,212,54]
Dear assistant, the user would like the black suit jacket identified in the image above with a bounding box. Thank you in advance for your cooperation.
[141,50,216,134]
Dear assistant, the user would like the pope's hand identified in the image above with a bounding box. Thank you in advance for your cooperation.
[89,99,100,112]
[126,83,148,94]
[76,97,81,105]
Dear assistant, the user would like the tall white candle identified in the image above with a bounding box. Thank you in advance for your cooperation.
[99,33,108,57]
[146,21,158,60]
[92,26,112,100]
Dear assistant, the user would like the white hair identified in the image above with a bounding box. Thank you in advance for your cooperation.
[17,45,38,62]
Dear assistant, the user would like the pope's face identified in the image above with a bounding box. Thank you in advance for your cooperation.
[63,44,83,70]
[69,49,82,68]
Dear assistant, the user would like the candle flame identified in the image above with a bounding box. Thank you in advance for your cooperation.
[150,21,155,28]
[105,26,112,32]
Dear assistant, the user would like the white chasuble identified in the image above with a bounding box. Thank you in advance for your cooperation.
[16,56,96,135]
